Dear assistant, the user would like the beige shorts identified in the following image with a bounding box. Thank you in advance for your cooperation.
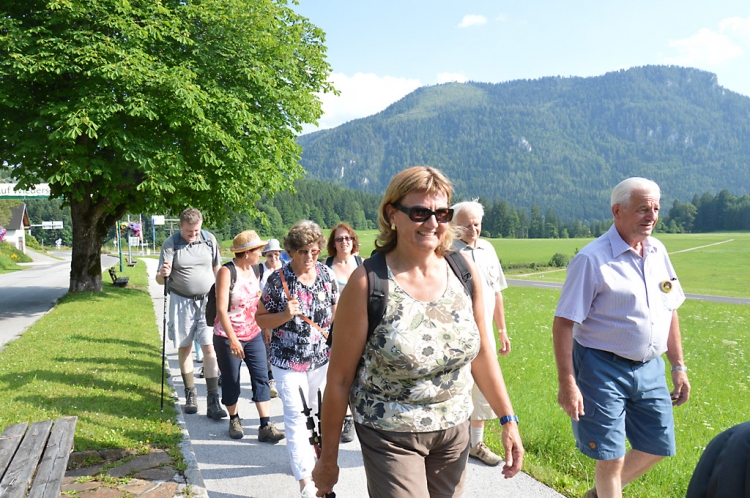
[471,383,496,420]
[167,293,212,348]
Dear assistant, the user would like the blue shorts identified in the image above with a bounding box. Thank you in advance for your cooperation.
[572,341,676,460]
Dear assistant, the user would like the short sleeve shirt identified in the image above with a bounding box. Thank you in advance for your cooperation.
[452,239,508,332]
[555,224,685,361]
[158,231,221,297]
[261,262,339,372]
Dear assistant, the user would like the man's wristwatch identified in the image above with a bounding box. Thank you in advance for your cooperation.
[499,415,519,425]
[671,365,688,372]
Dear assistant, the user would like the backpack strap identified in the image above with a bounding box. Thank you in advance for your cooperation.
[364,251,388,340]
[445,252,474,300]
[253,263,263,279]
[364,251,474,341]
[200,229,213,250]
[325,256,334,268]
[354,255,363,266]
[225,260,237,292]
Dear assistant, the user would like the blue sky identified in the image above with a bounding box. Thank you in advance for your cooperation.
[294,0,750,132]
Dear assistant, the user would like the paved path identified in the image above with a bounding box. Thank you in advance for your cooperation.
[507,279,750,305]
[143,258,565,498]
[0,250,118,349]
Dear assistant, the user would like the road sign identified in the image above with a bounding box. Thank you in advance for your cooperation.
[42,221,63,229]
[129,236,140,246]
[152,215,165,226]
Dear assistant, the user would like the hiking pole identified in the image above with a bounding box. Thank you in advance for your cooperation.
[299,388,336,498]
[160,276,168,411]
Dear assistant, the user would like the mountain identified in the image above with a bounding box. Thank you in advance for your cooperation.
[297,65,750,221]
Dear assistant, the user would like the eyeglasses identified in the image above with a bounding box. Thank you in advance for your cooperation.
[296,248,321,257]
[334,236,353,243]
[394,204,454,223]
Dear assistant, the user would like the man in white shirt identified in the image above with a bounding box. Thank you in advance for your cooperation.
[553,178,690,498]
[452,200,510,466]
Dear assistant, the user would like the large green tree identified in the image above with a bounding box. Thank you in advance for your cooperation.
[0,0,333,291]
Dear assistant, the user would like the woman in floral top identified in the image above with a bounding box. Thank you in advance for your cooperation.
[256,220,338,498]
[312,167,524,498]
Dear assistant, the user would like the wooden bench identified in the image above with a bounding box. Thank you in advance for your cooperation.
[108,267,129,287]
[0,417,77,498]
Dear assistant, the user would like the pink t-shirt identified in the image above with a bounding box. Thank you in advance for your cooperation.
[213,268,262,342]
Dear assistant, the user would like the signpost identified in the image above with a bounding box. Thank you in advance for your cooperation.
[152,215,165,252]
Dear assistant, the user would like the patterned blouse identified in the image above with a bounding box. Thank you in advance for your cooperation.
[213,264,262,342]
[350,262,481,432]
[262,262,338,372]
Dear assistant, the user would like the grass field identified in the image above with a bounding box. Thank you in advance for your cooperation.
[482,286,750,498]
[0,262,183,458]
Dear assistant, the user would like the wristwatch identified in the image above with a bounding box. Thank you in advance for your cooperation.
[499,415,519,425]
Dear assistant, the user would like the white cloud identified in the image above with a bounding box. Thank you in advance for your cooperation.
[720,16,750,42]
[664,28,743,65]
[301,72,422,133]
[458,15,487,28]
[437,72,468,84]
[495,14,508,22]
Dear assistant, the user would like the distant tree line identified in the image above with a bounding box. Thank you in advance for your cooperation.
[6,181,748,249]
[661,189,750,233]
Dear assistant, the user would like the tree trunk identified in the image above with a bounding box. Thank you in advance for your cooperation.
[69,194,123,292]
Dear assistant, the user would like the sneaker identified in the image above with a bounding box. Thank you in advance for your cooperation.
[341,415,355,443]
[206,393,227,420]
[184,387,198,414]
[229,417,244,439]
[198,367,205,379]
[584,487,598,498]
[300,482,316,498]
[269,380,278,398]
[469,441,502,466]
[258,422,285,443]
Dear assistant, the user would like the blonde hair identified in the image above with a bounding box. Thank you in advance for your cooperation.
[375,166,457,255]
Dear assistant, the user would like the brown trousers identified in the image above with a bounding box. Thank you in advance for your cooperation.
[355,420,471,498]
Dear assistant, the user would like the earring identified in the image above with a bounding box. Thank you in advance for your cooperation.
[390,223,396,231]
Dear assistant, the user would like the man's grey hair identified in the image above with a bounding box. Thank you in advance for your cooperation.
[451,199,485,219]
[611,178,660,207]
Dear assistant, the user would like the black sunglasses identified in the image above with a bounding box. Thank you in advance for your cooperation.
[394,204,454,223]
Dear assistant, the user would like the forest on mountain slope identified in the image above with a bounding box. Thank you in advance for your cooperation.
[297,65,750,222]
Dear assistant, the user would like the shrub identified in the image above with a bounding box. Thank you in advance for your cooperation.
[549,253,570,267]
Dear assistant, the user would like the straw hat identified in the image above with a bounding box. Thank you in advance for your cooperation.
[230,230,266,253]
[262,238,282,255]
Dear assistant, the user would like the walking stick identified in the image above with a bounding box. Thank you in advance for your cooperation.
[160,276,168,411]
[300,388,336,498]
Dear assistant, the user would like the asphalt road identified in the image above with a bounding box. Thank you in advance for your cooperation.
[0,250,119,349]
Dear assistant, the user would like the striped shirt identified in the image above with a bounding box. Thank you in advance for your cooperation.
[555,224,685,362]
